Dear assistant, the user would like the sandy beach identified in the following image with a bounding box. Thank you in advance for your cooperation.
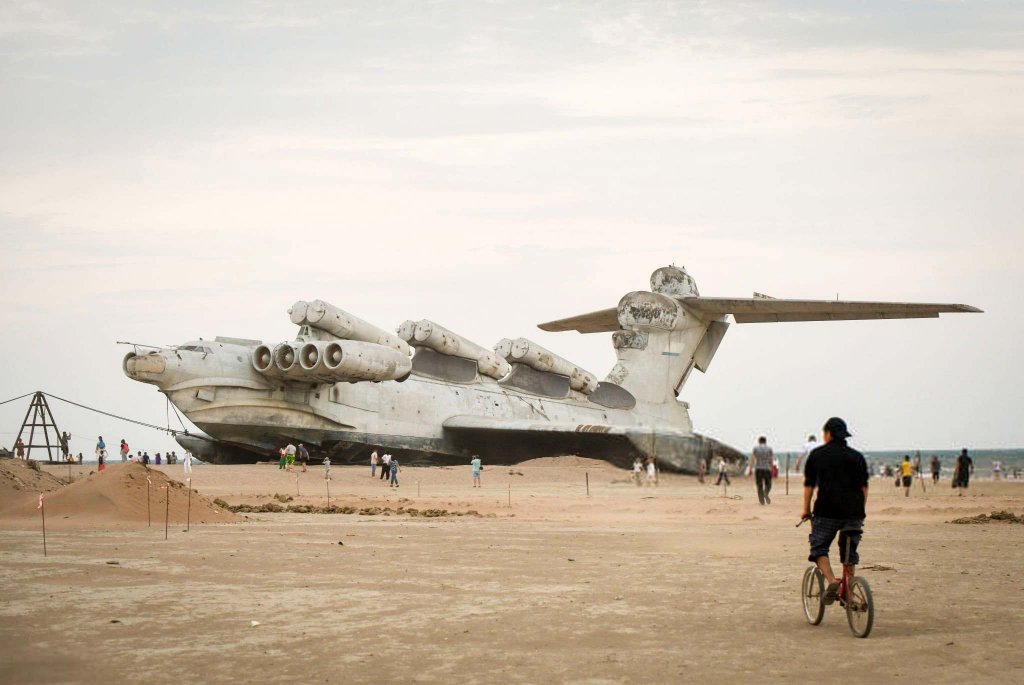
[2,458,1022,684]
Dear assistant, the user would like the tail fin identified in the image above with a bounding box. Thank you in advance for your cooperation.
[538,266,728,405]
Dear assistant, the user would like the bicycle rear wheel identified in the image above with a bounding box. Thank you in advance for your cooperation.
[845,576,874,638]
[802,566,825,625]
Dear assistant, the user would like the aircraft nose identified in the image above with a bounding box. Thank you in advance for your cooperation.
[123,351,167,381]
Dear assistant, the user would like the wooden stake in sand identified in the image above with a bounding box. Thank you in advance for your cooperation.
[586,472,590,497]
[326,477,330,507]
[295,472,300,497]
[785,454,790,496]
[164,485,170,540]
[38,494,46,557]
[417,480,420,498]
[186,478,192,532]
[147,476,152,527]
[508,482,511,508]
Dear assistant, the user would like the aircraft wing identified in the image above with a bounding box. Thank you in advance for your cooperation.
[681,297,982,324]
[537,308,619,333]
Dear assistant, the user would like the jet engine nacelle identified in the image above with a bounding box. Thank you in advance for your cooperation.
[302,340,412,383]
[399,319,511,380]
[504,338,598,394]
[290,300,412,356]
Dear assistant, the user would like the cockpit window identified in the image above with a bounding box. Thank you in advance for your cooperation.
[179,345,212,353]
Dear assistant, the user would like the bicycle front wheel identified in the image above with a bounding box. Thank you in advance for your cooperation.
[802,566,825,625]
[845,576,874,638]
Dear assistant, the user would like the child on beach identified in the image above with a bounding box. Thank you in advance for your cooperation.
[471,455,482,488]
[389,457,401,488]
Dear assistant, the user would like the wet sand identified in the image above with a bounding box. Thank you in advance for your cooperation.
[2,460,1023,684]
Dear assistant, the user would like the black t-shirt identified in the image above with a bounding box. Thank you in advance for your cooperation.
[803,439,869,519]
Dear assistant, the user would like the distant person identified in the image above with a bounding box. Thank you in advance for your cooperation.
[471,455,482,487]
[15,437,25,459]
[285,443,297,471]
[323,456,331,480]
[97,450,105,471]
[632,457,643,486]
[298,443,309,473]
[278,447,286,470]
[60,431,71,459]
[389,456,401,488]
[953,448,974,494]
[930,455,941,483]
[913,452,922,476]
[155,453,162,466]
[801,417,868,605]
[796,434,817,472]
[142,452,150,466]
[119,439,129,462]
[900,455,913,497]
[992,459,1003,481]
[750,436,774,505]
[183,450,193,475]
[381,453,391,481]
[697,457,707,484]
[95,436,106,460]
[714,457,731,486]
[646,456,658,487]
[76,452,83,464]
[370,449,379,477]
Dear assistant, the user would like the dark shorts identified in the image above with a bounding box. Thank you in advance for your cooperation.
[902,475,912,487]
[808,517,863,565]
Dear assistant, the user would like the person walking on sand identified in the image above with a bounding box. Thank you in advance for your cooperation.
[119,439,129,462]
[632,457,643,486]
[646,456,658,487]
[954,448,974,494]
[15,437,25,459]
[323,455,331,480]
[298,443,309,473]
[97,449,106,471]
[380,453,391,481]
[796,434,817,472]
[750,436,774,505]
[389,456,401,488]
[992,459,1004,481]
[930,455,941,483]
[471,455,482,488]
[370,449,379,477]
[142,451,150,466]
[278,447,286,470]
[183,450,193,476]
[900,455,913,497]
[697,457,707,484]
[714,457,731,486]
[285,443,297,471]
[95,436,106,461]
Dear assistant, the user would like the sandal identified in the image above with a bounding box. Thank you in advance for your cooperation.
[823,581,840,605]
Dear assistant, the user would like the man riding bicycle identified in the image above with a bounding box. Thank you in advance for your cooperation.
[802,417,869,604]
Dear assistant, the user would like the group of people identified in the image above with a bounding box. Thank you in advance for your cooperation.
[369,450,402,487]
[278,443,310,472]
[92,436,186,470]
[631,456,659,486]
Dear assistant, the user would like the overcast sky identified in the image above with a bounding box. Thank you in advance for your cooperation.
[1,1,1021,458]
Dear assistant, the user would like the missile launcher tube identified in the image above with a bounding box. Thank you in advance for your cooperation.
[506,338,598,394]
[290,300,412,356]
[410,320,511,380]
[272,343,312,381]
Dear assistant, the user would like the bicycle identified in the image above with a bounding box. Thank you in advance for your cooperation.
[797,516,875,638]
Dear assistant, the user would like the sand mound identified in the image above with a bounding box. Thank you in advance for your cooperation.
[0,457,67,501]
[516,456,623,469]
[0,462,238,526]
[950,510,1024,525]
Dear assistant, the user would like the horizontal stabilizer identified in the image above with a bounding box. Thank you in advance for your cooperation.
[537,307,619,333]
[681,297,981,324]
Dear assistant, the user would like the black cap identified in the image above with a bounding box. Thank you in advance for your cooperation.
[823,417,852,439]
